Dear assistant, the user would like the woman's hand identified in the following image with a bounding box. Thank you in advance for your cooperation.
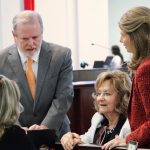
[61,132,81,150]
[102,135,127,150]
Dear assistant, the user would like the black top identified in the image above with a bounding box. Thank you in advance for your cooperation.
[0,125,36,150]
[93,114,126,145]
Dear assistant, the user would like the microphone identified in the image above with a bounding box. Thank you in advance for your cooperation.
[80,61,88,69]
[91,43,109,49]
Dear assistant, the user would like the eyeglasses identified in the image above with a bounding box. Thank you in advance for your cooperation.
[92,92,100,98]
[92,91,114,98]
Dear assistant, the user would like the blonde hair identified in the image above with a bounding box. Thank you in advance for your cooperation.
[93,70,131,115]
[119,6,150,70]
[0,75,21,138]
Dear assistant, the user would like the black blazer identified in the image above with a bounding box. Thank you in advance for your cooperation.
[0,125,36,150]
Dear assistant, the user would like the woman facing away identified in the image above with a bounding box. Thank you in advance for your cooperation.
[61,70,131,150]
[102,6,150,149]
[0,75,36,150]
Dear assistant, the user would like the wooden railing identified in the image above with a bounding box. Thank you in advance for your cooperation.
[54,143,148,150]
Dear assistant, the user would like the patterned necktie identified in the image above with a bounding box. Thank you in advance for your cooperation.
[26,57,36,98]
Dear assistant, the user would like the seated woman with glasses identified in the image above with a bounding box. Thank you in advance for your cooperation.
[0,75,36,150]
[61,70,131,150]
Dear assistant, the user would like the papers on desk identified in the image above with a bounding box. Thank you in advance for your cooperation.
[73,81,95,86]
[78,143,101,148]
[116,146,127,150]
[78,144,127,150]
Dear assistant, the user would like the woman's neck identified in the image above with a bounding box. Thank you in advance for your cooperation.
[105,113,120,129]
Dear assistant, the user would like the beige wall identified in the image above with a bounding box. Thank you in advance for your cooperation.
[0,0,23,49]
[0,0,149,69]
[35,0,109,69]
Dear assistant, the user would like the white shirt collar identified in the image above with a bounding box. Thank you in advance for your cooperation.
[17,48,40,64]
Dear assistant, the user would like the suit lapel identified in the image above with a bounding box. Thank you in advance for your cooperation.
[36,42,52,101]
[7,43,52,103]
[8,47,34,101]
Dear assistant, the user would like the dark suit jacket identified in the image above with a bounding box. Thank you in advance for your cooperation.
[0,125,36,150]
[0,41,74,140]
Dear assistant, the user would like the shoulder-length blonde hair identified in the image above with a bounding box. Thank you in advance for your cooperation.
[93,70,131,116]
[119,6,150,71]
[0,75,21,138]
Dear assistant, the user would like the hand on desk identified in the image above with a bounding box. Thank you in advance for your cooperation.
[22,124,48,131]
[61,132,82,150]
[102,135,127,150]
[29,124,48,130]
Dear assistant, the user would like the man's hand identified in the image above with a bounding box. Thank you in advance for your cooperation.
[28,124,48,130]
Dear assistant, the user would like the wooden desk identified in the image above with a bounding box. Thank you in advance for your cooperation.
[54,143,149,150]
[73,68,129,82]
[54,143,108,150]
[68,81,96,135]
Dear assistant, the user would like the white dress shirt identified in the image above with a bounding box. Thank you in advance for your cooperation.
[17,49,40,79]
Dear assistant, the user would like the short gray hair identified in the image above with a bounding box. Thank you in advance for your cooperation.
[12,10,43,33]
